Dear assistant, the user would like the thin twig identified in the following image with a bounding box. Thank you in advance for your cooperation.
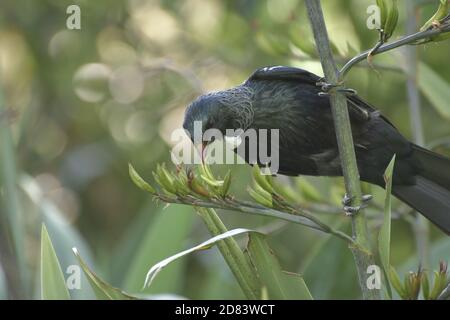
[290,53,403,73]
[340,21,450,77]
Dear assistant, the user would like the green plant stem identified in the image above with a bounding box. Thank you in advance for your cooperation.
[195,207,260,299]
[305,0,380,300]
[404,0,430,270]
[0,83,28,298]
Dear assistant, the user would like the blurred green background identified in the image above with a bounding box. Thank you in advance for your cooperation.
[1,0,450,299]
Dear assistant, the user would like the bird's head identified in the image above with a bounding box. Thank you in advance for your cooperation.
[183,94,227,140]
[183,87,254,156]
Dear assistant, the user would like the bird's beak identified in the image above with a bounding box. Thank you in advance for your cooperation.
[194,141,208,164]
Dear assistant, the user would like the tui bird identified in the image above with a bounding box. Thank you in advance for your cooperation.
[183,66,450,234]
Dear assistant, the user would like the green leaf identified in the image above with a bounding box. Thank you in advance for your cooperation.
[376,0,388,27]
[389,266,407,299]
[295,178,322,202]
[418,63,450,120]
[376,0,398,40]
[220,170,232,197]
[378,154,395,298]
[404,272,413,298]
[73,248,137,300]
[430,270,448,299]
[199,163,216,181]
[252,165,274,193]
[400,238,450,299]
[247,233,312,300]
[248,187,273,207]
[40,224,70,300]
[129,163,156,193]
[383,0,398,40]
[410,272,422,300]
[271,182,300,204]
[422,272,430,300]
[200,174,224,187]
[41,205,95,299]
[155,163,177,194]
[144,228,261,288]
[122,204,194,295]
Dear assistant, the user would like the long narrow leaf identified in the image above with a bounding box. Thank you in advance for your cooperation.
[378,155,396,298]
[73,248,137,300]
[144,228,261,289]
[129,163,156,193]
[40,224,70,300]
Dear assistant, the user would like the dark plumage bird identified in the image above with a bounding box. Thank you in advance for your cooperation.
[183,66,450,234]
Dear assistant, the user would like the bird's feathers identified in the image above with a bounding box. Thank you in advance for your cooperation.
[412,144,450,190]
[184,66,450,234]
[247,66,386,126]
[247,65,321,84]
[394,177,450,234]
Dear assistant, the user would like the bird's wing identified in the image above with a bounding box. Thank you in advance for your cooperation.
[347,95,396,128]
[247,66,321,84]
[248,66,397,128]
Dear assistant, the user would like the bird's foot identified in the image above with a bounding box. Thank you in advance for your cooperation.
[342,193,373,216]
[316,79,357,97]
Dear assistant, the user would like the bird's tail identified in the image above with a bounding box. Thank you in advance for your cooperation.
[393,145,450,235]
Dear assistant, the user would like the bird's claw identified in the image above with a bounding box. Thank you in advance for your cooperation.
[316,80,337,96]
[342,193,353,206]
[342,193,373,216]
[316,80,338,92]
[343,205,365,216]
[316,80,357,97]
